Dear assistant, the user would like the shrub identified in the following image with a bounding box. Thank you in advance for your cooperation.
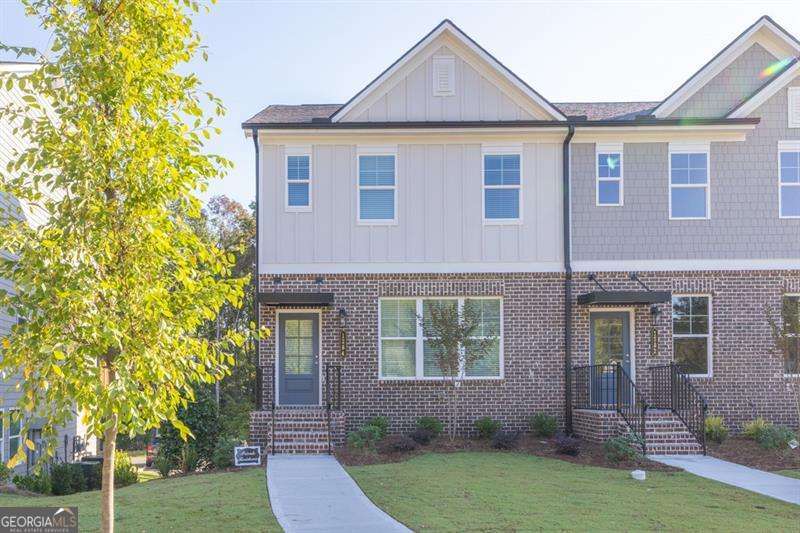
[705,415,729,444]
[529,413,558,438]
[380,435,418,453]
[743,417,772,440]
[13,471,52,494]
[474,417,502,439]
[756,425,796,450]
[114,450,139,487]
[366,416,390,439]
[212,437,241,469]
[491,431,520,450]
[409,428,434,445]
[346,425,383,451]
[50,463,87,495]
[604,435,641,463]
[555,433,581,456]
[0,463,11,485]
[180,445,200,474]
[159,390,220,467]
[80,462,102,490]
[153,452,174,479]
[416,417,443,438]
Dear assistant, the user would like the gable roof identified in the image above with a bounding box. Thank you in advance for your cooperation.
[727,58,800,118]
[652,15,800,118]
[329,19,566,122]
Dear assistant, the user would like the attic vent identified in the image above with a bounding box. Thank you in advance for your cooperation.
[790,87,800,128]
[432,56,455,97]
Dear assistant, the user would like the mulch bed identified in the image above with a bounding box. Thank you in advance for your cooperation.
[707,437,800,472]
[336,434,678,472]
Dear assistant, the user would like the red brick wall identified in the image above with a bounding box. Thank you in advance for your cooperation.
[253,270,800,439]
[256,273,566,436]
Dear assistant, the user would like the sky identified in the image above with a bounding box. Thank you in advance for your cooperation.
[1,0,799,208]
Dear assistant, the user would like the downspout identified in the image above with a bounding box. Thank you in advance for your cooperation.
[251,127,261,411]
[562,124,575,434]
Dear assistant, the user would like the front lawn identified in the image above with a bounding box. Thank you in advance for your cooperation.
[0,468,280,533]
[347,452,800,531]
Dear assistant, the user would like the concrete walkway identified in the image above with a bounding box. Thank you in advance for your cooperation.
[649,454,800,505]
[266,454,411,533]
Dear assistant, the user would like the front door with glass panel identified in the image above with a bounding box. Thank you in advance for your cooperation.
[278,313,319,405]
[590,312,631,407]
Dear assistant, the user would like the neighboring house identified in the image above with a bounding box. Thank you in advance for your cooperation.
[243,16,800,455]
[0,61,97,472]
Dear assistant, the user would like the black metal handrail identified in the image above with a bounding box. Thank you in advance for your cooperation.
[572,363,647,453]
[325,363,343,454]
[648,362,708,454]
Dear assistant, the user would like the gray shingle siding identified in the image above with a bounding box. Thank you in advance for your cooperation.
[572,75,800,261]
[670,43,778,118]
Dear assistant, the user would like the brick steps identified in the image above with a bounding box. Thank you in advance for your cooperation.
[614,410,703,456]
[270,407,332,454]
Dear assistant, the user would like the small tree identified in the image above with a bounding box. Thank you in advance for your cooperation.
[765,300,800,430]
[420,300,497,439]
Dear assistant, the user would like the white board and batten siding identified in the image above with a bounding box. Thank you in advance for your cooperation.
[259,141,564,274]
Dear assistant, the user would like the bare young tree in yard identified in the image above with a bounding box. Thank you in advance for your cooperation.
[765,298,800,430]
[0,1,245,531]
[420,300,498,440]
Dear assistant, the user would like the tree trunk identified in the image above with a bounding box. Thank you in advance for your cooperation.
[101,415,118,533]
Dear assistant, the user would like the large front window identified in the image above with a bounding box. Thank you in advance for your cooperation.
[779,150,800,218]
[379,297,502,379]
[672,295,712,376]
[670,152,709,219]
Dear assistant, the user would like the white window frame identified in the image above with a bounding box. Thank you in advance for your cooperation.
[357,146,398,226]
[0,408,4,462]
[671,294,713,378]
[668,143,710,220]
[285,146,312,213]
[8,408,20,461]
[482,144,523,225]
[789,87,800,129]
[596,143,624,207]
[378,296,504,381]
[778,141,800,219]
[782,293,800,377]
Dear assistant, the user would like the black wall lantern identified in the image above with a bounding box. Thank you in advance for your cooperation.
[649,304,661,357]
[338,308,348,359]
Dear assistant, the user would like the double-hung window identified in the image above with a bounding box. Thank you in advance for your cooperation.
[596,144,623,206]
[286,148,311,211]
[358,149,396,224]
[483,148,521,223]
[783,295,799,375]
[8,409,20,460]
[379,297,503,379]
[670,145,709,219]
[779,143,800,218]
[672,295,712,376]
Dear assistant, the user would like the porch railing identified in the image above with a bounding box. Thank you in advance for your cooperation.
[325,363,343,454]
[648,363,708,454]
[572,363,647,453]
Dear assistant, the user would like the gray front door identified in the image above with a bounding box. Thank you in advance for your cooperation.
[590,312,631,406]
[278,313,319,405]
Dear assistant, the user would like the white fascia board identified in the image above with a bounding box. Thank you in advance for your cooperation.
[779,140,800,151]
[260,261,565,275]
[573,259,800,272]
[331,21,566,123]
[728,61,800,118]
[653,17,800,118]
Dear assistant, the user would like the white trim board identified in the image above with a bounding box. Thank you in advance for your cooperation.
[573,259,800,272]
[728,61,800,118]
[653,16,800,118]
[259,261,564,274]
[330,20,566,123]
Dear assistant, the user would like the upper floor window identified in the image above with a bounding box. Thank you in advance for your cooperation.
[779,148,800,218]
[286,151,311,211]
[782,295,799,375]
[789,87,800,128]
[358,152,396,224]
[672,295,712,376]
[483,151,521,223]
[669,146,709,219]
[596,144,623,206]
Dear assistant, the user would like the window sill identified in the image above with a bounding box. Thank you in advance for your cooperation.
[378,376,504,383]
[285,207,312,213]
[357,220,398,226]
[482,219,522,226]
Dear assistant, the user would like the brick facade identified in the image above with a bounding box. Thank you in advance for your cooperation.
[250,269,800,444]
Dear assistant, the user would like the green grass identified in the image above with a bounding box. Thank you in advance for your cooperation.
[778,469,800,479]
[347,452,800,531]
[0,468,280,532]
